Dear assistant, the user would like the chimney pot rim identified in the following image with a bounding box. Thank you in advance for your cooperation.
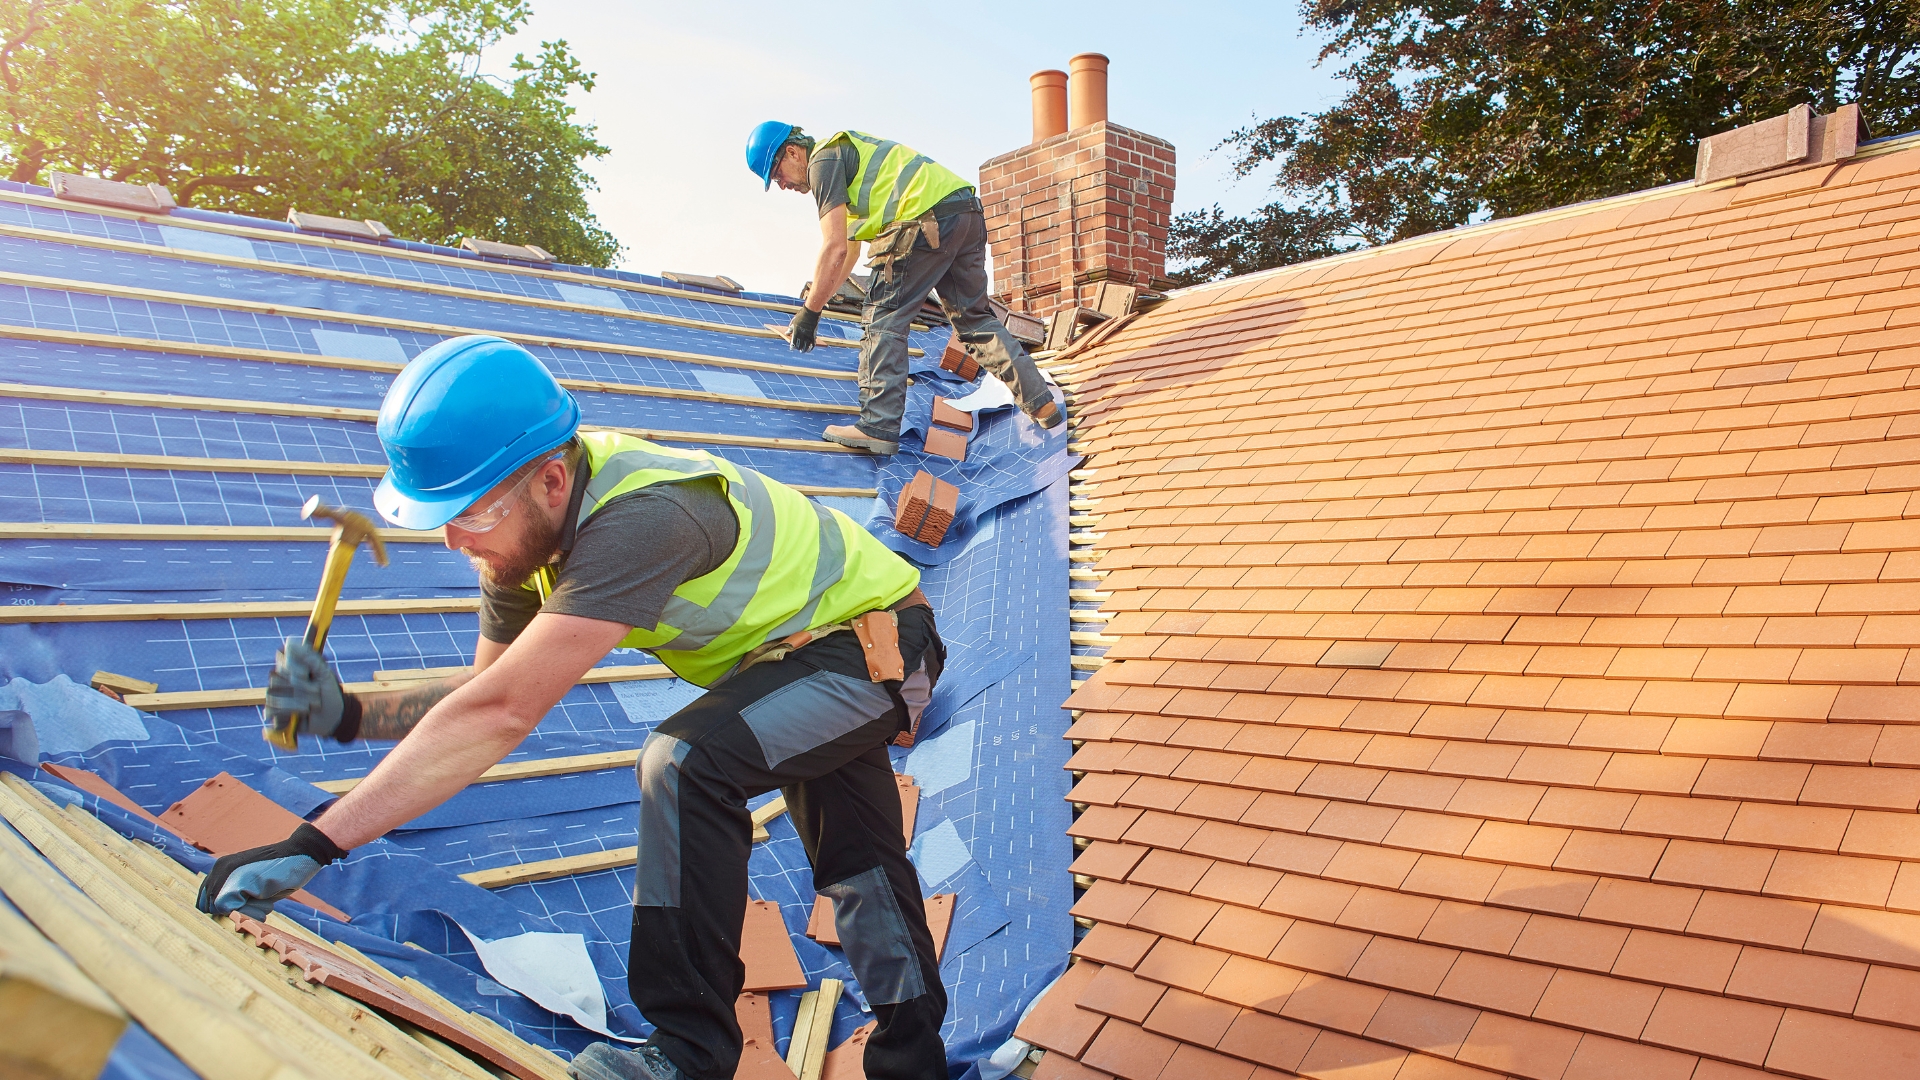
[1069,52,1111,65]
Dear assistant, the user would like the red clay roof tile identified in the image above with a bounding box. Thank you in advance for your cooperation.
[1214,1009,1319,1072]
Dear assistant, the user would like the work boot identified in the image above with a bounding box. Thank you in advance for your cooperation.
[1025,399,1064,430]
[566,1042,684,1080]
[823,424,900,455]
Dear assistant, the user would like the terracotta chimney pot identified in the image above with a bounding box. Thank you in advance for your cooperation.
[1030,70,1068,143]
[1068,53,1109,130]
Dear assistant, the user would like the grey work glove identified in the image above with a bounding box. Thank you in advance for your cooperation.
[787,307,820,352]
[195,822,347,918]
[264,637,347,741]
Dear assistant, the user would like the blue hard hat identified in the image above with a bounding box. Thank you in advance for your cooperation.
[746,120,795,189]
[373,336,581,530]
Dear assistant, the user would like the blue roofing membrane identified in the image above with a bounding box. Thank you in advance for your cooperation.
[0,181,1076,1077]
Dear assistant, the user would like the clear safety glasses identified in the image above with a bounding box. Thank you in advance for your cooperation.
[447,453,561,533]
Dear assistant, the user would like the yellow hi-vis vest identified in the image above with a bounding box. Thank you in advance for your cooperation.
[526,431,920,686]
[823,130,973,242]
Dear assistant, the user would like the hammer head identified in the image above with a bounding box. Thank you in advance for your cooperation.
[301,495,390,567]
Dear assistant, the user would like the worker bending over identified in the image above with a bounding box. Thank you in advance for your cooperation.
[196,336,949,1080]
[746,121,1060,454]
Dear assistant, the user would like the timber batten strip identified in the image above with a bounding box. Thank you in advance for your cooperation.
[0,382,868,453]
[312,749,644,795]
[0,448,877,499]
[0,596,479,625]
[120,663,672,711]
[459,847,636,889]
[0,522,439,543]
[0,323,859,414]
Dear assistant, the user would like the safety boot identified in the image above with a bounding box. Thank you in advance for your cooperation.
[1026,399,1064,430]
[823,423,900,455]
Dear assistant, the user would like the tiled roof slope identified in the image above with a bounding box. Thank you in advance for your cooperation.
[1032,137,1920,1080]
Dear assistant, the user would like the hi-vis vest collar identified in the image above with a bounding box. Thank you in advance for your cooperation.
[525,431,920,686]
[822,130,972,242]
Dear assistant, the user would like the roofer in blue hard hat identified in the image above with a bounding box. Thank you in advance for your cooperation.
[195,336,952,1080]
[745,120,1062,454]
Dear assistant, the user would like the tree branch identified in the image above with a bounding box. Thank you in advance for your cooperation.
[177,173,277,205]
[0,0,61,95]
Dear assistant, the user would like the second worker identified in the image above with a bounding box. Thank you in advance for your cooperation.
[745,121,1062,454]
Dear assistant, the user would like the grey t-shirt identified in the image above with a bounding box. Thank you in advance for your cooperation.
[478,477,740,644]
[809,140,860,219]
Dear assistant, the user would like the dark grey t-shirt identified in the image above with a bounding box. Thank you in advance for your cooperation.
[478,477,740,644]
[809,140,860,219]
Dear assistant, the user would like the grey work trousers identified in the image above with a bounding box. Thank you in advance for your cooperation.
[627,609,948,1080]
[854,207,1053,442]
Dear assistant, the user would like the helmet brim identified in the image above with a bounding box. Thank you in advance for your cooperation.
[373,473,481,532]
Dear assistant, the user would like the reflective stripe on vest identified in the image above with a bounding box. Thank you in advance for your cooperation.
[827,130,972,242]
[526,431,920,686]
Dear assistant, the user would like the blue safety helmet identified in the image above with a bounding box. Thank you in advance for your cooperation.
[373,336,581,530]
[746,120,796,189]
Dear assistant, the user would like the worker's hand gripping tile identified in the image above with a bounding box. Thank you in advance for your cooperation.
[740,898,807,991]
[922,426,968,462]
[894,471,958,546]
[158,771,349,921]
[930,397,974,432]
[939,337,980,380]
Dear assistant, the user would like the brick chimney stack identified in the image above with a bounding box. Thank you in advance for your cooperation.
[979,54,1176,320]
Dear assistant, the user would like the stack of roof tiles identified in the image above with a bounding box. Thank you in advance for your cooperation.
[1027,135,1920,1079]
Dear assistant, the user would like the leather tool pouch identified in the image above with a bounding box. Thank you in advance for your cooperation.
[851,609,906,682]
[865,212,939,282]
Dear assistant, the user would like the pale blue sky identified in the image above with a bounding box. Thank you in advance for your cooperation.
[488,1,1345,290]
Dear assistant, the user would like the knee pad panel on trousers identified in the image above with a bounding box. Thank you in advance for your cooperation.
[820,866,928,1005]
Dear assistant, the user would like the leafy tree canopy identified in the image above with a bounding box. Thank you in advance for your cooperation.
[0,0,619,265]
[1169,1,1920,286]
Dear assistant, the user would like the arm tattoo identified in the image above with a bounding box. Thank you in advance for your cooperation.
[352,672,473,742]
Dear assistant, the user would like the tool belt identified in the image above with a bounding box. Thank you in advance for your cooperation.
[735,588,932,680]
[865,192,982,282]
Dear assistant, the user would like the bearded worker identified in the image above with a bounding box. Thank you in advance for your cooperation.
[195,336,950,1080]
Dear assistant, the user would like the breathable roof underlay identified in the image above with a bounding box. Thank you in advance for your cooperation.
[0,180,1077,1077]
[1032,135,1920,1080]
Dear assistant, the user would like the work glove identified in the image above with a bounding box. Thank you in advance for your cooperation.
[195,822,348,918]
[265,636,347,741]
[787,307,820,352]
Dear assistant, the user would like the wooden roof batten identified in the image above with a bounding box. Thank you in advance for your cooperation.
[1030,109,1920,1080]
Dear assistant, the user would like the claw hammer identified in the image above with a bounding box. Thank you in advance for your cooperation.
[264,497,389,749]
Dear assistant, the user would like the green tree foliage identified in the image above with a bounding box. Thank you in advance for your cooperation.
[1168,1,1920,285]
[0,0,619,265]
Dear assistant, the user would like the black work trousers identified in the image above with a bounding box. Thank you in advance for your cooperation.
[627,606,948,1080]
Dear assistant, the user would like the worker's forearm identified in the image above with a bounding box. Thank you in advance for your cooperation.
[351,672,472,741]
[808,247,846,311]
[314,692,530,849]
